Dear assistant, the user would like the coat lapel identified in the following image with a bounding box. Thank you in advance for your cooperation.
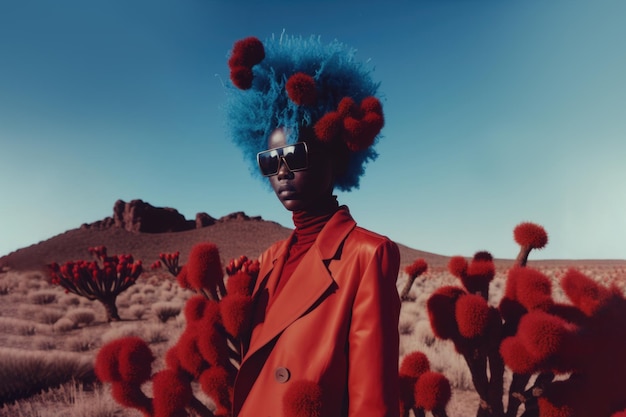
[242,207,356,363]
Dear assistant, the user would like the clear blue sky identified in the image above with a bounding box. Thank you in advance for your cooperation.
[1,0,625,260]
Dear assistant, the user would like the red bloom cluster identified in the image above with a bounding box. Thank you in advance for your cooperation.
[514,222,548,249]
[500,268,626,416]
[47,247,142,321]
[88,245,108,260]
[157,251,181,276]
[400,258,429,301]
[514,222,548,266]
[48,255,141,287]
[225,255,260,277]
[447,251,495,299]
[455,293,490,338]
[97,243,261,417]
[95,337,154,416]
[399,351,451,417]
[405,259,428,279]
[283,380,323,417]
[186,243,226,300]
[427,251,503,415]
[427,285,467,341]
[505,266,554,313]
[314,96,384,151]
[228,37,265,90]
[286,72,317,106]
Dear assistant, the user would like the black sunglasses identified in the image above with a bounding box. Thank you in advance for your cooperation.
[257,142,309,177]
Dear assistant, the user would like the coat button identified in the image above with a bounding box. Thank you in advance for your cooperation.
[274,367,290,383]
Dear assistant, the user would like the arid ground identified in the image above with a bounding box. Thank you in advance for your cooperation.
[1,214,624,417]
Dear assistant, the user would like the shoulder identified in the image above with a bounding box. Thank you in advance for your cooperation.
[339,225,400,273]
[258,237,289,264]
[347,225,399,256]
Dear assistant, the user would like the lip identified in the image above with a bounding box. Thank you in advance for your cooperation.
[277,185,298,198]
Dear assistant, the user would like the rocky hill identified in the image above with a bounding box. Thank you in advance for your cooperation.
[0,199,450,271]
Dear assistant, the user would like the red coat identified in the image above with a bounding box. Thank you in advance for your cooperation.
[233,208,401,417]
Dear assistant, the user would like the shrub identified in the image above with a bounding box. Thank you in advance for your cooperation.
[53,317,77,333]
[500,268,626,417]
[143,324,169,344]
[96,246,259,417]
[129,293,145,304]
[151,302,182,323]
[18,305,65,325]
[65,335,96,352]
[28,290,58,305]
[421,221,626,417]
[100,324,143,344]
[65,308,96,327]
[48,246,143,322]
[34,337,57,351]
[128,305,146,320]
[423,225,544,416]
[60,294,81,306]
[0,317,41,336]
[0,348,94,405]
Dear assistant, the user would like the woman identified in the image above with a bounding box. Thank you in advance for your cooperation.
[225,33,401,417]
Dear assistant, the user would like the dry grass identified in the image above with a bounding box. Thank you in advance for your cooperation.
[0,221,625,416]
[1,264,625,415]
[0,348,95,406]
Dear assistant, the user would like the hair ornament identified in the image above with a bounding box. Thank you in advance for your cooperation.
[313,96,384,151]
[224,33,385,191]
[228,37,265,90]
[286,73,318,106]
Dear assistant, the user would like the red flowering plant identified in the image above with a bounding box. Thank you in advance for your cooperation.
[157,251,182,276]
[499,268,626,417]
[95,242,260,417]
[424,221,626,417]
[497,222,552,416]
[47,245,142,322]
[399,351,451,417]
[513,222,548,267]
[400,258,428,301]
[427,222,553,417]
[426,251,504,416]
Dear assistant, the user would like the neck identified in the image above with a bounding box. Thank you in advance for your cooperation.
[291,195,339,232]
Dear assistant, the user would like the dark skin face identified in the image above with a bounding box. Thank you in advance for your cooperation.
[267,127,334,212]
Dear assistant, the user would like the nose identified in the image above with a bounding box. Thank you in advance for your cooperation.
[276,156,294,179]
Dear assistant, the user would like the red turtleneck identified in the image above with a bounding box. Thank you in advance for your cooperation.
[270,195,339,301]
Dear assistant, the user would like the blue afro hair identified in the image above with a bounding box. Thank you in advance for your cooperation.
[223,32,384,192]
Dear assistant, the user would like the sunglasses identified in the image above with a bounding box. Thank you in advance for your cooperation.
[257,142,309,177]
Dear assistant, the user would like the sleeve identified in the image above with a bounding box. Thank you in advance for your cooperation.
[348,238,401,417]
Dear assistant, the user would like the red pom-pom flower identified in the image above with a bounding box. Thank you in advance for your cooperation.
[455,293,490,338]
[228,37,265,90]
[152,369,193,417]
[514,222,548,249]
[286,72,317,106]
[514,267,554,311]
[283,380,323,417]
[186,242,224,298]
[561,268,611,316]
[405,259,428,279]
[400,351,430,378]
[414,371,451,411]
[313,96,384,150]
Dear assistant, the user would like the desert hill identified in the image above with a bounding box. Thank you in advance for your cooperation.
[2,199,624,273]
[0,199,450,271]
